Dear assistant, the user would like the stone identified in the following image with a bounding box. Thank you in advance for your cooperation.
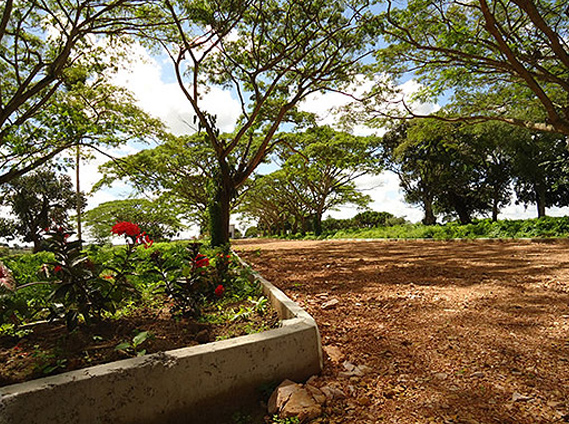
[323,345,344,363]
[321,298,340,310]
[268,380,299,414]
[195,329,209,344]
[268,379,325,422]
[339,361,370,377]
[305,384,327,405]
[512,392,532,402]
[280,387,322,421]
[343,360,356,371]
[433,372,448,380]
[306,375,319,386]
[320,385,346,400]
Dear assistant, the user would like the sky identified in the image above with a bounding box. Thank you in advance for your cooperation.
[75,42,569,236]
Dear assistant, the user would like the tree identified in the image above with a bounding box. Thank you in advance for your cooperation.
[151,0,377,245]
[95,135,215,233]
[0,0,165,182]
[83,199,185,244]
[277,126,382,235]
[241,127,382,236]
[364,0,569,136]
[240,171,309,236]
[381,122,440,224]
[0,169,84,252]
[382,120,508,224]
[509,131,569,217]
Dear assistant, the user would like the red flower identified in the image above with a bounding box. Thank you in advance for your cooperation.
[140,233,154,249]
[214,285,225,298]
[194,254,209,268]
[54,265,63,273]
[111,221,141,237]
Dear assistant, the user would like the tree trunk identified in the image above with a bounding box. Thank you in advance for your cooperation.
[208,180,232,247]
[31,235,42,253]
[76,146,82,243]
[492,188,499,222]
[422,198,436,225]
[314,213,323,236]
[451,194,472,225]
[535,182,546,217]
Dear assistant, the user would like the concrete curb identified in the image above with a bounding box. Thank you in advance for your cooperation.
[0,256,322,424]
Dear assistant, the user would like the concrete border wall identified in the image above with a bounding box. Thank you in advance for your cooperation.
[0,258,322,424]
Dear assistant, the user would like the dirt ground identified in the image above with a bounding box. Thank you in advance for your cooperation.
[234,238,569,424]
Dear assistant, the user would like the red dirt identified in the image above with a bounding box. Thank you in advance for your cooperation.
[234,238,569,424]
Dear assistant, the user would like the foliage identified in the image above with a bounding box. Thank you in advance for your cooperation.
[147,242,210,317]
[508,131,569,217]
[94,135,214,232]
[241,127,382,236]
[0,169,85,252]
[44,227,126,331]
[115,330,153,357]
[322,211,407,234]
[381,120,525,224]
[0,238,268,337]
[145,0,378,246]
[0,0,164,183]
[364,0,569,136]
[327,216,569,240]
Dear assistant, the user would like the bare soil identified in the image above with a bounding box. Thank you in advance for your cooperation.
[234,238,569,424]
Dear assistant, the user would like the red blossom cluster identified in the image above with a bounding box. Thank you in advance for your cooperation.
[214,285,225,298]
[194,254,209,268]
[136,232,154,249]
[111,221,141,237]
[111,221,153,248]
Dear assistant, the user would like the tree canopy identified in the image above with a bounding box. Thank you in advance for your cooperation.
[241,126,382,235]
[145,0,378,245]
[0,169,83,251]
[0,0,164,183]
[83,198,185,244]
[363,0,569,135]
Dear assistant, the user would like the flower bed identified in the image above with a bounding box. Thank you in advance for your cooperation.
[0,225,279,386]
[0,254,322,424]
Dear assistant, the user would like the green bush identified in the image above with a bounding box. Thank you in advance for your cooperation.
[324,216,569,240]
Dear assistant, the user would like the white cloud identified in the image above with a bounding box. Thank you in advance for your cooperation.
[326,171,424,223]
[300,75,380,136]
[112,43,240,136]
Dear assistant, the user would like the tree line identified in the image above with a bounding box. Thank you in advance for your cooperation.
[0,0,568,247]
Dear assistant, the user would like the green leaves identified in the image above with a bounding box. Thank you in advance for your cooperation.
[365,0,569,134]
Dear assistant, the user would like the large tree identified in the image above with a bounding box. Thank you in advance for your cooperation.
[276,126,382,235]
[0,0,161,183]
[382,119,512,224]
[0,169,84,252]
[152,0,377,245]
[241,127,381,236]
[363,0,569,135]
[509,130,569,217]
[94,134,216,232]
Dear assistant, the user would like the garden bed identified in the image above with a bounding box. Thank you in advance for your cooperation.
[0,299,279,386]
[0,250,323,424]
